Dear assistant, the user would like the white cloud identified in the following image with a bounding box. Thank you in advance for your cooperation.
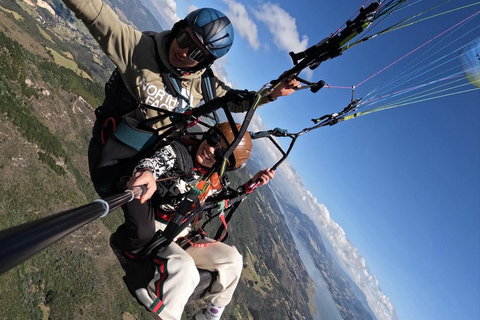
[186,5,198,13]
[212,56,235,88]
[221,0,260,50]
[151,0,181,28]
[253,2,308,53]
[248,113,264,132]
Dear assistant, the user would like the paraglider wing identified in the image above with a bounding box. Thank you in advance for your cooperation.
[459,37,480,88]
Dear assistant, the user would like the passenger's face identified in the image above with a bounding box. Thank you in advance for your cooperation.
[195,132,229,168]
[169,26,211,69]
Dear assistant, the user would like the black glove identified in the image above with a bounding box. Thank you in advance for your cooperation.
[192,90,256,117]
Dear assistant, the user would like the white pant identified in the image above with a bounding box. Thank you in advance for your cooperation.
[135,237,243,320]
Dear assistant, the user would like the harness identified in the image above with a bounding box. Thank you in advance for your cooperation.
[98,69,217,143]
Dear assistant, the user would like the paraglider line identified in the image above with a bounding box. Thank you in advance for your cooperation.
[384,2,480,34]
[368,25,480,99]
[326,84,353,89]
[390,74,463,96]
[365,81,477,111]
[355,11,480,88]
[343,86,479,121]
[361,76,467,109]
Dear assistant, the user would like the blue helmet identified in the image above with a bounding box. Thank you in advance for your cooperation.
[185,8,234,60]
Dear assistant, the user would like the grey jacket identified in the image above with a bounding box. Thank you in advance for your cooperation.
[61,0,270,130]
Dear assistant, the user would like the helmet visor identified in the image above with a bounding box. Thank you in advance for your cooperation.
[176,29,208,62]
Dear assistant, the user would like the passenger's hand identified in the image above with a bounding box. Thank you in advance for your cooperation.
[252,168,275,187]
[127,170,157,204]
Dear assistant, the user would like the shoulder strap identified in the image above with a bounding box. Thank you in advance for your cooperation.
[146,31,183,99]
[159,69,181,99]
[200,67,217,102]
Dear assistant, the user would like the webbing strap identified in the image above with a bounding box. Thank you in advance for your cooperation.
[213,201,242,242]
[178,211,228,248]
[161,188,201,241]
[151,33,187,107]
[201,68,217,102]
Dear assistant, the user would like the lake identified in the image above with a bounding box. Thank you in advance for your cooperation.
[271,191,342,320]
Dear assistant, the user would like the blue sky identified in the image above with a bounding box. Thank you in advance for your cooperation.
[155,1,480,319]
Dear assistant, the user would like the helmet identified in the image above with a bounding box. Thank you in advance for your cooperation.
[185,8,234,60]
[210,122,252,170]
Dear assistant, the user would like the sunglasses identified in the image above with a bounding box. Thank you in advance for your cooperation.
[204,130,237,168]
[205,131,225,151]
[176,29,209,62]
